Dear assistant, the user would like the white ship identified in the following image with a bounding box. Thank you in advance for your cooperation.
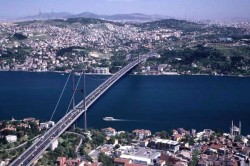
[103,117,115,121]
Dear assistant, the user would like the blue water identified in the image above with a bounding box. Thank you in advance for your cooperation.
[0,72,250,135]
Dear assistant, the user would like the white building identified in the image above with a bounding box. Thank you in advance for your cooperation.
[119,154,151,165]
[150,138,180,153]
[133,129,151,140]
[158,64,168,72]
[102,127,116,136]
[0,160,10,166]
[5,135,17,143]
[92,67,110,74]
[117,146,161,165]
[50,139,58,151]
[40,121,55,130]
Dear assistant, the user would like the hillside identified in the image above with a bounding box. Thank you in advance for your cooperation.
[1,16,249,76]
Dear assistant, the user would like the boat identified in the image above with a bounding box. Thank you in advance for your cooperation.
[103,117,115,121]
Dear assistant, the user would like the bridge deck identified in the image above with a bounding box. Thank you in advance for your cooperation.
[10,57,145,166]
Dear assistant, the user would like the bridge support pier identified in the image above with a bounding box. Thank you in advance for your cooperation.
[70,123,76,131]
[72,70,88,132]
[84,110,87,131]
[83,69,87,132]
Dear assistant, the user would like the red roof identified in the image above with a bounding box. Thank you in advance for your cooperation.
[114,158,130,164]
[210,144,224,150]
[125,164,146,166]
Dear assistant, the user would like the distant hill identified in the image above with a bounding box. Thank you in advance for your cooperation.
[73,12,102,19]
[140,19,204,32]
[65,17,123,26]
[73,12,170,22]
[17,17,243,38]
[19,12,72,21]
[17,12,170,23]
[16,17,201,30]
[16,17,123,27]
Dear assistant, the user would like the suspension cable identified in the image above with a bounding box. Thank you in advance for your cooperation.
[45,72,71,133]
[65,71,84,115]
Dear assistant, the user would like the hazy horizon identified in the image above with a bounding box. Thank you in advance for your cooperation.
[0,0,250,20]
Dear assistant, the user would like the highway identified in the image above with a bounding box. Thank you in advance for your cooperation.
[9,56,146,166]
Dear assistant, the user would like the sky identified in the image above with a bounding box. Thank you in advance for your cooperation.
[0,0,250,20]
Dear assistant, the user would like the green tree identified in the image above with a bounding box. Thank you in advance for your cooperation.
[91,130,106,147]
[80,148,93,162]
[160,130,170,139]
[75,128,83,134]
[116,132,134,145]
[107,136,115,145]
[54,146,64,156]
[189,149,199,166]
[98,152,113,166]
[210,135,215,141]
[25,140,33,149]
[114,144,120,150]
[214,129,223,137]
[188,137,195,146]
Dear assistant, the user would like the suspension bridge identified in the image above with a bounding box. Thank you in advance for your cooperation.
[10,55,149,166]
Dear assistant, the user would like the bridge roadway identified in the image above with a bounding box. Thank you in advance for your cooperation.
[10,57,146,166]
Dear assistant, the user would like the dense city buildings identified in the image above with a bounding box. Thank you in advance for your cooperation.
[0,4,250,166]
[0,118,250,166]
[0,17,249,76]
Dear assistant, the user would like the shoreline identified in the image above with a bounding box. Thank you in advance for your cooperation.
[0,70,250,78]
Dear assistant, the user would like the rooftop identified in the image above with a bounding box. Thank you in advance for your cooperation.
[153,138,179,145]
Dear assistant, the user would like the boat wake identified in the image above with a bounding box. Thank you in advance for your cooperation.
[103,118,141,122]
[103,117,142,122]
[111,119,132,121]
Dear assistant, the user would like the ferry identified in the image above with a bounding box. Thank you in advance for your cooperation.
[103,117,115,121]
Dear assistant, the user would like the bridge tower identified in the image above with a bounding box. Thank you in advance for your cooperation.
[72,70,87,131]
[71,73,76,130]
[83,69,87,131]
